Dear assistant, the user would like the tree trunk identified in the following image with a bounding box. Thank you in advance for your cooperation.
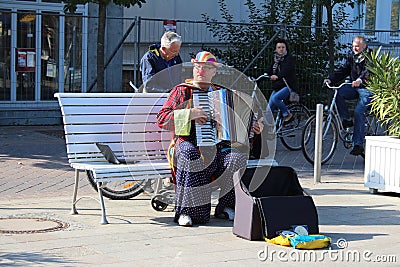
[315,2,323,38]
[325,2,335,72]
[97,2,106,92]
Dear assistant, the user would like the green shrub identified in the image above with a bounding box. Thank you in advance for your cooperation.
[367,47,400,137]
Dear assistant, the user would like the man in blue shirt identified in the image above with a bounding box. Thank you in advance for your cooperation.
[140,31,183,92]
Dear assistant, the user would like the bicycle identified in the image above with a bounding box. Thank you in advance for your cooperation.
[85,170,155,200]
[301,82,386,165]
[84,81,159,200]
[248,73,311,151]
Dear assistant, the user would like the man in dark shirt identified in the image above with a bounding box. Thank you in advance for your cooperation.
[140,31,183,92]
[324,35,371,156]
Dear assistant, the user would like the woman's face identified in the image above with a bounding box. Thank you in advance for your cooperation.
[275,42,287,56]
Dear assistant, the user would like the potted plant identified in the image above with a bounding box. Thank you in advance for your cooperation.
[364,47,400,193]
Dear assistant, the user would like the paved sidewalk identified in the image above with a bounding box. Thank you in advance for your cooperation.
[0,126,399,266]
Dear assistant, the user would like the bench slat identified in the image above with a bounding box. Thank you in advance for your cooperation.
[62,114,159,124]
[65,132,170,143]
[57,95,167,106]
[72,161,169,170]
[55,92,168,98]
[94,169,171,177]
[68,155,167,163]
[60,105,162,115]
[66,142,170,154]
[64,123,163,134]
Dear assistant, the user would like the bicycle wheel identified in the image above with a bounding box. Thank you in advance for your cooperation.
[86,170,146,200]
[302,114,338,164]
[366,114,387,136]
[280,103,311,151]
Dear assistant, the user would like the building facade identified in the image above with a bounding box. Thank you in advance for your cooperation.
[0,0,123,125]
[0,0,399,125]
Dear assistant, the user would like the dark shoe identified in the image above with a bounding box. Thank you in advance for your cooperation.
[215,207,235,221]
[282,113,295,126]
[342,119,354,128]
[350,145,364,156]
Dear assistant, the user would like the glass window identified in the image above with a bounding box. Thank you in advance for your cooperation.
[391,0,400,36]
[17,11,36,101]
[64,14,82,93]
[365,0,376,31]
[41,12,59,100]
[0,10,11,101]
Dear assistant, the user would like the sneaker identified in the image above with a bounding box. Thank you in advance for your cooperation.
[215,207,235,221]
[350,145,364,156]
[342,119,354,128]
[178,214,192,227]
[282,113,295,126]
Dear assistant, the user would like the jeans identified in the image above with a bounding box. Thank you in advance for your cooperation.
[335,84,373,146]
[268,87,291,118]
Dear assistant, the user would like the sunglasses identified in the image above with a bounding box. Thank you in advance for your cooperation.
[194,64,215,71]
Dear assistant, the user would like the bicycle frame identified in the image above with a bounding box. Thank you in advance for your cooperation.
[302,82,382,164]
[324,82,352,142]
[325,82,384,140]
[249,73,311,151]
[249,73,306,132]
[274,108,308,136]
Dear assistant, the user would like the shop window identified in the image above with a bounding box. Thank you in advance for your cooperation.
[64,15,82,93]
[0,10,11,101]
[41,12,59,100]
[17,11,36,101]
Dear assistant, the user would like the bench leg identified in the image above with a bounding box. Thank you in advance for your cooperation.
[154,178,163,194]
[70,169,79,215]
[97,182,109,224]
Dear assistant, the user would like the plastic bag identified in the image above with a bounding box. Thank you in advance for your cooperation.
[265,234,330,249]
[289,91,300,102]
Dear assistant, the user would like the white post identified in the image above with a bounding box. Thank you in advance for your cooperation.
[314,104,323,184]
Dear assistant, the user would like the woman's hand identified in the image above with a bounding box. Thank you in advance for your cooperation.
[190,107,208,125]
[270,75,279,81]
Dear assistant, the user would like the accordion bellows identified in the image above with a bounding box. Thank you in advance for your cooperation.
[193,88,255,147]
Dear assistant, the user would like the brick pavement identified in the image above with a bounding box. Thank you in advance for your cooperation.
[0,125,399,266]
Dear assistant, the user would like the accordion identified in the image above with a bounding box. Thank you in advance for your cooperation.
[193,88,256,148]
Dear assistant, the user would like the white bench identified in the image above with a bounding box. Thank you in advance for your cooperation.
[55,93,172,224]
[55,92,278,224]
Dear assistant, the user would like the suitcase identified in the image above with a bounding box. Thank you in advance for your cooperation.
[233,165,319,240]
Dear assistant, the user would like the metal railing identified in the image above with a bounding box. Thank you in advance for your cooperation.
[119,17,400,109]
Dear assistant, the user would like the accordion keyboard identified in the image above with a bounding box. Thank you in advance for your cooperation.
[193,91,216,146]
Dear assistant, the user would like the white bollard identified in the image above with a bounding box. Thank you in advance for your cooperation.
[314,104,323,184]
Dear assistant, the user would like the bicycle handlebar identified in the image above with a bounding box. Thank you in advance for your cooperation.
[248,73,270,83]
[324,82,352,89]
